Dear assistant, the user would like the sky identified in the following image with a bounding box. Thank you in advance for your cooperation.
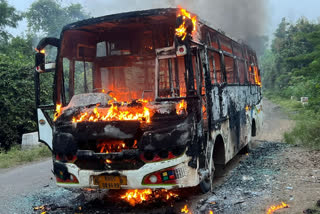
[7,0,320,40]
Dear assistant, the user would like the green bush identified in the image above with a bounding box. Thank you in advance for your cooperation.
[284,120,320,150]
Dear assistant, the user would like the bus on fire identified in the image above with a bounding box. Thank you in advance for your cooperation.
[34,8,263,193]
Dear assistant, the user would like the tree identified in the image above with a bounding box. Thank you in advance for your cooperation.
[260,49,276,90]
[0,35,36,149]
[262,16,320,112]
[25,0,89,37]
[263,17,317,94]
[0,0,22,42]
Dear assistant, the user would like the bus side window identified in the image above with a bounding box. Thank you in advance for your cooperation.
[63,58,70,103]
[219,36,232,53]
[214,52,222,84]
[224,56,236,84]
[210,33,219,49]
[243,48,253,84]
[74,61,93,94]
[158,57,186,97]
[232,43,243,58]
[177,57,187,97]
[206,32,221,84]
[191,53,205,96]
[249,54,256,84]
[247,63,254,84]
[158,59,171,97]
[246,62,251,84]
[208,51,215,84]
[238,60,246,84]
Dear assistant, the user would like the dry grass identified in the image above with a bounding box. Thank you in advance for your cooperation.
[0,145,51,168]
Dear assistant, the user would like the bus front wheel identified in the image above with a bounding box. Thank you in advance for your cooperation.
[200,141,214,193]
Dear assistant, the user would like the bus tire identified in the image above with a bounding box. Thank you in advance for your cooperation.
[200,141,214,193]
[199,161,214,193]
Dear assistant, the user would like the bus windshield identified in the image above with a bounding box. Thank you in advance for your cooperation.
[62,55,156,103]
[59,19,175,104]
[60,32,158,103]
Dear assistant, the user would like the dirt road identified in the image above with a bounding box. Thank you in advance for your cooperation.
[0,99,319,214]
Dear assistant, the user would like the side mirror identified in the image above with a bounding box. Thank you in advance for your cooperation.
[35,37,59,73]
[35,52,45,72]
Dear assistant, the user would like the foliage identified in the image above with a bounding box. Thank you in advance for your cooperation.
[284,120,320,150]
[0,145,51,168]
[25,0,89,37]
[0,36,36,149]
[261,17,320,149]
[262,18,320,102]
[0,1,89,150]
[0,0,22,42]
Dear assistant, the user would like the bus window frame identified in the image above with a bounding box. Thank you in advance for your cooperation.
[230,41,240,84]
[155,46,204,101]
[204,35,258,87]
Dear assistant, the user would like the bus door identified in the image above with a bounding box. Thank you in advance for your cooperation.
[34,38,59,150]
[155,45,207,128]
[191,46,208,131]
[206,48,222,124]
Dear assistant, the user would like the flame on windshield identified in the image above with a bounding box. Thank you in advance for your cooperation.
[72,100,152,123]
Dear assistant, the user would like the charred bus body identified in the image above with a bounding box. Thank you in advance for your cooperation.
[34,8,263,192]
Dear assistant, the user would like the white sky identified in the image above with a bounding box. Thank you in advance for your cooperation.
[7,0,320,39]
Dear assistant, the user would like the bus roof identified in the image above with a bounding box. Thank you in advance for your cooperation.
[62,8,178,33]
[60,7,256,55]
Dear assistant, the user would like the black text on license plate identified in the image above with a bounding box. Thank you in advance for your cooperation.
[93,175,127,189]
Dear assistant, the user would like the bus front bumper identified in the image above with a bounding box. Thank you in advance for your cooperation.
[55,154,200,190]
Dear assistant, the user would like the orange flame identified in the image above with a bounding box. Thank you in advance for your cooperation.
[209,211,214,214]
[120,189,179,206]
[35,48,45,54]
[175,7,197,40]
[266,202,289,214]
[72,102,152,124]
[33,205,45,210]
[176,100,187,115]
[181,204,189,213]
[97,141,127,153]
[132,140,138,149]
[33,205,48,214]
[176,23,188,40]
[121,189,152,206]
[53,104,62,121]
[253,66,261,86]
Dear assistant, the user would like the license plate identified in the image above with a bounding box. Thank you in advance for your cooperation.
[93,175,127,189]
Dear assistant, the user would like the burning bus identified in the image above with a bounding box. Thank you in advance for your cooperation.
[34,8,263,192]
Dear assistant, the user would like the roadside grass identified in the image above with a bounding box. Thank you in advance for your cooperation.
[0,145,52,168]
[264,91,320,150]
[284,120,320,150]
